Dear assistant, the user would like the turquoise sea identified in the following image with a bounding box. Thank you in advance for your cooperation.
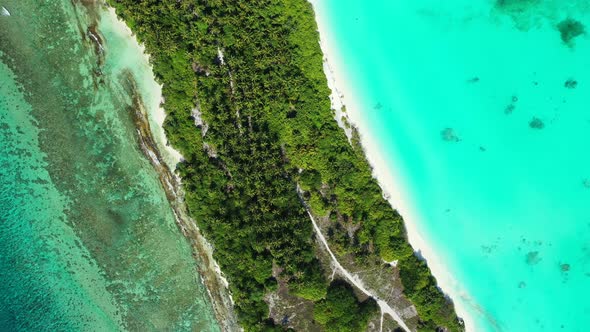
[315,0,590,331]
[0,1,218,330]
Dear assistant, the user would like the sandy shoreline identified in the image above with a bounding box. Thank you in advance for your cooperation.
[103,7,184,170]
[307,1,476,330]
[102,7,239,331]
[103,1,474,329]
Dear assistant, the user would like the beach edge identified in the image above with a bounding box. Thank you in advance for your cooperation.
[101,6,240,331]
[306,1,476,330]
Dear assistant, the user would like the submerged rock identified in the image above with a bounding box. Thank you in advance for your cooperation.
[557,18,585,45]
[560,263,570,272]
[526,251,541,265]
[495,0,540,13]
[441,127,460,142]
[505,103,516,114]
[504,95,518,114]
[564,79,578,89]
[529,117,544,129]
[494,0,541,31]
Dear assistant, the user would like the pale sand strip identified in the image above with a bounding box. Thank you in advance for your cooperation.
[307,1,476,330]
[103,8,239,331]
[103,7,184,170]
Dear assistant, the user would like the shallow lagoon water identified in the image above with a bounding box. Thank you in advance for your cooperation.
[316,0,590,331]
[0,1,219,330]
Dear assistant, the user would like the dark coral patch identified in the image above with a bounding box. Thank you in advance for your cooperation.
[505,95,518,114]
[495,0,540,12]
[564,79,578,89]
[557,18,585,45]
[505,104,515,114]
[441,128,460,142]
[526,251,541,265]
[529,117,544,129]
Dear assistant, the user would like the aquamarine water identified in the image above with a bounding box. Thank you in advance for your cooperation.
[0,1,219,330]
[315,1,590,331]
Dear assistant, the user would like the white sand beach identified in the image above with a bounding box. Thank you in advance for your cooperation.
[307,1,476,330]
[100,8,239,330]
[101,7,184,170]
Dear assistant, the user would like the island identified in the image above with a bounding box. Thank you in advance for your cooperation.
[107,0,463,331]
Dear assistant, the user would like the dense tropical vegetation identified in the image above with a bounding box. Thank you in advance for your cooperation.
[107,0,463,331]
[313,281,378,332]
